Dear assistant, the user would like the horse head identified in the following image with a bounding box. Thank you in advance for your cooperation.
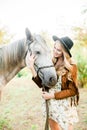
[25,28,57,88]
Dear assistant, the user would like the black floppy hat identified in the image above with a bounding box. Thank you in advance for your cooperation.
[52,35,74,57]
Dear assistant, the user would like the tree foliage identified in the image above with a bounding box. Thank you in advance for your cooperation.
[0,27,13,44]
[72,26,87,88]
[73,26,87,46]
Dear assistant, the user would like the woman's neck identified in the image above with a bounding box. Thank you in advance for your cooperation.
[54,56,64,69]
[57,56,64,65]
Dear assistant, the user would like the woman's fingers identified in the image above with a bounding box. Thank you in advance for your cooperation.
[26,52,36,68]
[42,91,55,100]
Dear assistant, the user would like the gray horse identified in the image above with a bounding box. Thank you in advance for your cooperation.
[0,28,57,99]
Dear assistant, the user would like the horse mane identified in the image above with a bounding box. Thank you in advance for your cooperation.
[0,39,27,70]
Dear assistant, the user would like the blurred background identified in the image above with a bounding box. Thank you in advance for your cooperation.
[0,0,87,129]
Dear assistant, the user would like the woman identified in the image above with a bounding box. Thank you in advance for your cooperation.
[28,36,79,130]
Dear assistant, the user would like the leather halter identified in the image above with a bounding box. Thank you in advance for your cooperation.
[34,63,54,75]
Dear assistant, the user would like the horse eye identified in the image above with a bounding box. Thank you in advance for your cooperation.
[36,51,40,54]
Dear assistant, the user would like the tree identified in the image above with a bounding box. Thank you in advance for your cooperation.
[72,26,87,88]
[0,27,13,44]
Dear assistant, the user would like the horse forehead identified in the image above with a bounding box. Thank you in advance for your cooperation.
[31,41,49,52]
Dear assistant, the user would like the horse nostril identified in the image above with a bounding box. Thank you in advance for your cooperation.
[49,77,56,85]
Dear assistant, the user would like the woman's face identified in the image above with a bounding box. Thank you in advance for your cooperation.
[53,41,63,58]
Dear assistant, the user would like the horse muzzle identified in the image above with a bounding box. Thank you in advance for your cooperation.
[40,73,57,88]
[35,64,57,88]
[44,75,57,88]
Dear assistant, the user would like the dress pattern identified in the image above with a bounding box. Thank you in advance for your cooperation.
[42,76,79,130]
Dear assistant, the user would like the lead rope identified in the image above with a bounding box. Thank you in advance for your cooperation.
[45,100,49,130]
[42,86,49,130]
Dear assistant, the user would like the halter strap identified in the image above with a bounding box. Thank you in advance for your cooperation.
[34,63,54,74]
[24,39,33,59]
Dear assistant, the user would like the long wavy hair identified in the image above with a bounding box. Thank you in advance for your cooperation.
[52,42,79,105]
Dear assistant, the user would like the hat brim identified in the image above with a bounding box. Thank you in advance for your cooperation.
[52,35,72,57]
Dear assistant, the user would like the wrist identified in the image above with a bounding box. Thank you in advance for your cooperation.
[30,65,34,70]
[30,67,37,78]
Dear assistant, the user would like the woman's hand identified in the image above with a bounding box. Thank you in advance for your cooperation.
[26,52,36,69]
[28,53,36,69]
[26,52,37,77]
[42,91,55,100]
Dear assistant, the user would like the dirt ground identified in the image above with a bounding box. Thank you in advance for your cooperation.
[0,77,87,130]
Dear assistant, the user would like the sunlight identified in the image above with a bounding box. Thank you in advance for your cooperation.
[0,0,87,40]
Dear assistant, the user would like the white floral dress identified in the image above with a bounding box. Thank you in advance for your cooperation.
[42,76,79,130]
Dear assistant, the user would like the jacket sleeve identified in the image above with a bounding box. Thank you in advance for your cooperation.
[32,75,43,88]
[54,64,78,100]
[54,81,78,99]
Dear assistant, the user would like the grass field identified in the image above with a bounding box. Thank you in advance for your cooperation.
[0,77,87,130]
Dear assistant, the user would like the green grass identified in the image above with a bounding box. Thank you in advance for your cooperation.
[0,117,12,130]
[30,125,38,130]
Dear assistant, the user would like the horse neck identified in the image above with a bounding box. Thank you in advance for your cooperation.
[8,67,22,80]
[0,39,27,87]
[2,62,25,86]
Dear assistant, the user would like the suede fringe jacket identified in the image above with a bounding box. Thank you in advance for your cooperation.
[32,63,79,106]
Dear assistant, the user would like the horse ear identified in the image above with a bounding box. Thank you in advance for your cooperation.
[25,28,33,41]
